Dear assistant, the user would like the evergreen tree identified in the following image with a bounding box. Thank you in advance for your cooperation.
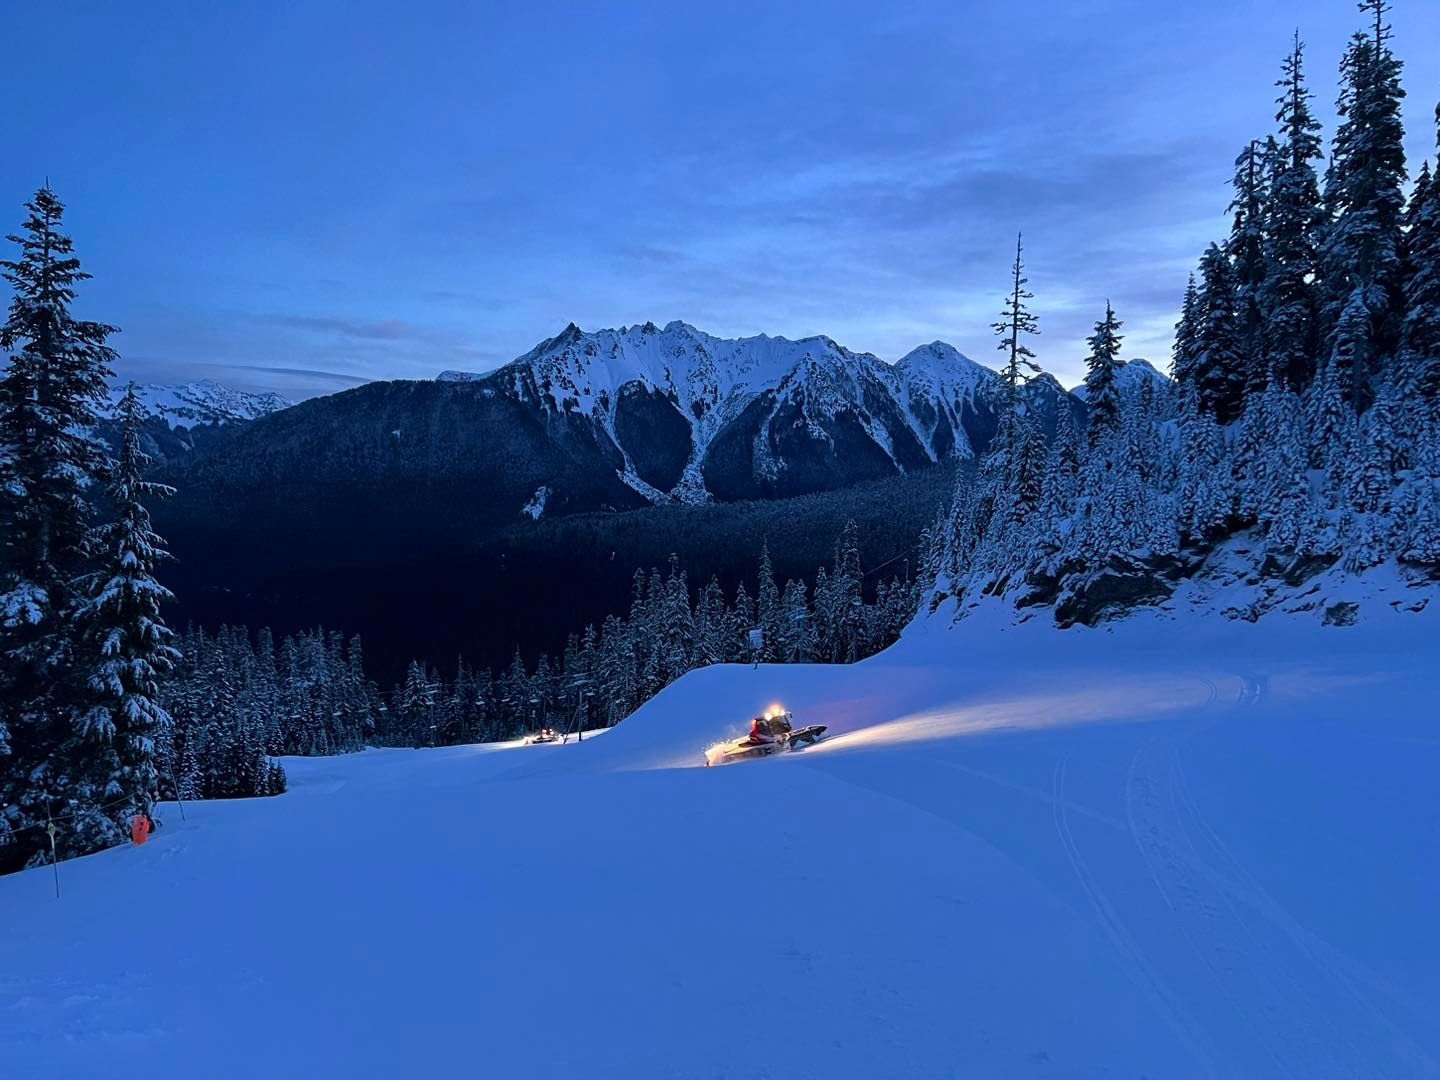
[1306,357,1355,473]
[808,568,837,662]
[942,465,983,586]
[1036,407,1081,558]
[693,576,730,667]
[1228,139,1270,398]
[991,232,1041,454]
[254,627,281,753]
[0,187,121,870]
[656,558,693,683]
[1261,33,1326,390]
[1192,242,1245,422]
[1344,381,1400,516]
[1398,108,1440,411]
[730,581,755,663]
[76,385,179,830]
[1400,422,1440,564]
[1083,301,1125,448]
[1257,380,1310,534]
[755,540,783,663]
[639,567,667,695]
[831,521,865,662]
[401,659,436,745]
[1318,2,1408,408]
[596,613,635,724]
[1177,399,1230,541]
[777,578,811,663]
[1007,412,1049,533]
[1171,274,1202,389]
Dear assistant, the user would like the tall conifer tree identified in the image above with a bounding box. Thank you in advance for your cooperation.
[0,188,120,870]
[1228,139,1270,398]
[1318,1,1407,407]
[77,385,179,829]
[1262,33,1326,390]
[991,232,1041,453]
[1083,302,1125,449]
[1192,243,1244,421]
[1398,108,1440,406]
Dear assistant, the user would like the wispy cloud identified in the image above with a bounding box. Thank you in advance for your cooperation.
[245,313,436,342]
[199,362,373,386]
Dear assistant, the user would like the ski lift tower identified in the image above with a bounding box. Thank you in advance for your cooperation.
[564,674,593,743]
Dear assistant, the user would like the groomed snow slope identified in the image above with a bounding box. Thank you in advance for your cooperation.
[4,602,1439,1078]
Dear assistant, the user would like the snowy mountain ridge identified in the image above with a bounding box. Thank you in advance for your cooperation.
[437,320,1112,507]
[111,379,292,428]
[440,320,1003,424]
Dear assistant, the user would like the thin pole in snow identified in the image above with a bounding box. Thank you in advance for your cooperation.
[168,760,187,822]
[44,804,60,900]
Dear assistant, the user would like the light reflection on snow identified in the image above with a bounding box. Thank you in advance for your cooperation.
[806,676,1213,754]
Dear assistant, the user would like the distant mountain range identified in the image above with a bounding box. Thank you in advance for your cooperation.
[115,379,292,428]
[99,379,293,467]
[436,322,1171,506]
[426,319,1090,509]
[152,321,1171,525]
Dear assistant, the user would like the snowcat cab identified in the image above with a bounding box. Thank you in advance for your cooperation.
[752,712,794,739]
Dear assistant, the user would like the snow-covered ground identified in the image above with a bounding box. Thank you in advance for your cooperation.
[4,601,1439,1078]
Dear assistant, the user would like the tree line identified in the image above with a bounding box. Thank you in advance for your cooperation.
[162,527,917,766]
[381,528,917,748]
[929,0,1440,619]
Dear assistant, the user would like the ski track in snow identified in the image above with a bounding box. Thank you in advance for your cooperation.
[1118,671,1437,1079]
[1051,755,1218,1070]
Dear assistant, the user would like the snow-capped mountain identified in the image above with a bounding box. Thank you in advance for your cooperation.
[162,322,1089,552]
[1068,357,1171,401]
[438,320,1085,506]
[112,379,292,428]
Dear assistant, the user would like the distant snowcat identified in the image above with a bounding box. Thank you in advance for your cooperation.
[526,728,560,745]
[704,707,827,766]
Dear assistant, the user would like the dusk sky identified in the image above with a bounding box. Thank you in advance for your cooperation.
[6,1,1440,399]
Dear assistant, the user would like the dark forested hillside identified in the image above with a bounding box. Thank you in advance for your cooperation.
[160,460,957,682]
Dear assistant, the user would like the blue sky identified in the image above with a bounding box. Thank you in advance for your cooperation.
[5,1,1439,399]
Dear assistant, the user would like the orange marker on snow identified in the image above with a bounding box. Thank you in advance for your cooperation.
[131,815,151,846]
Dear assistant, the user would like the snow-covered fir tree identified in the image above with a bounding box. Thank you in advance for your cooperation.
[1192,242,1245,422]
[1171,274,1202,392]
[0,188,122,871]
[755,541,783,663]
[1083,302,1125,448]
[1318,0,1407,410]
[76,385,179,831]
[1398,106,1440,413]
[1261,32,1326,390]
[1228,139,1271,399]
